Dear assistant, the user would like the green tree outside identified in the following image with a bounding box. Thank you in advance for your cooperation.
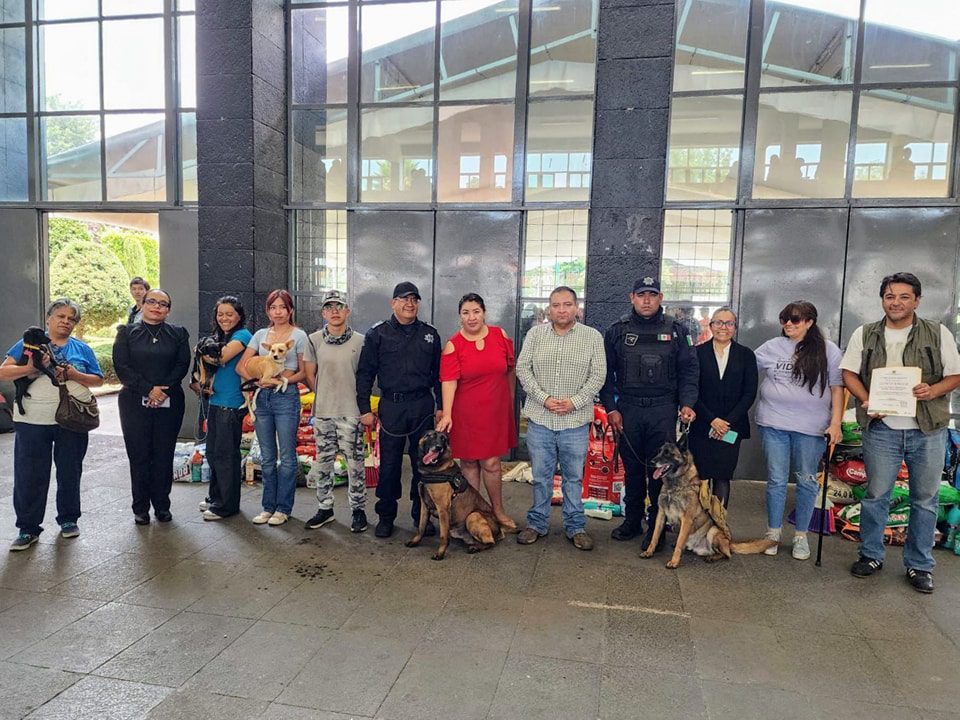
[50,240,130,338]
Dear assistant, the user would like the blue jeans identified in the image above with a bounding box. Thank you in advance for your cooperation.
[254,387,301,515]
[759,426,824,533]
[525,421,589,537]
[860,421,945,571]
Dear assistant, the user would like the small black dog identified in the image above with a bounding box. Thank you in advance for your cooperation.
[14,327,59,415]
[191,336,225,394]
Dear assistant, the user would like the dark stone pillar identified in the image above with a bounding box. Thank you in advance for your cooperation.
[584,0,674,332]
[197,0,287,329]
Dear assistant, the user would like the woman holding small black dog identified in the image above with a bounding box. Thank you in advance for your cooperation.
[689,307,757,508]
[190,296,252,520]
[0,298,103,551]
[114,288,190,525]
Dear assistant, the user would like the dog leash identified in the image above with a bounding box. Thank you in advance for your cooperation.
[377,411,435,439]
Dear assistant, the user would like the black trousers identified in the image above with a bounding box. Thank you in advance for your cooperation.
[618,401,676,525]
[118,389,186,516]
[206,404,246,517]
[375,395,434,523]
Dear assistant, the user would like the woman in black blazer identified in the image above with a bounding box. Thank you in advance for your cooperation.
[689,307,758,506]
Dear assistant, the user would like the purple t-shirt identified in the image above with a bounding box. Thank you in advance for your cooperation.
[754,335,842,437]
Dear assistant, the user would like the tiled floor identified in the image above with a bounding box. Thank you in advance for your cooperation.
[0,398,958,719]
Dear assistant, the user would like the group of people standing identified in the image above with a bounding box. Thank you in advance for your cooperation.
[4,271,956,594]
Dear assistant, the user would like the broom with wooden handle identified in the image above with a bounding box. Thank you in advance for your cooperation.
[816,389,850,567]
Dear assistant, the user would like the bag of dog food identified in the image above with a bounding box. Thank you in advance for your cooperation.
[582,404,624,504]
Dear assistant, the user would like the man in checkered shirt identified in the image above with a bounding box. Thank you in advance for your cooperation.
[515,286,606,551]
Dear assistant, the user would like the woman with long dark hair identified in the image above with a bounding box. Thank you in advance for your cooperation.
[238,289,308,526]
[755,301,843,560]
[191,296,252,520]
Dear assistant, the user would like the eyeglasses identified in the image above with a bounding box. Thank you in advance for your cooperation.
[780,315,805,325]
[710,320,736,328]
[323,303,345,312]
[143,298,171,308]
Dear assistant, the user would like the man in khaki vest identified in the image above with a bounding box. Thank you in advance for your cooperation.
[841,272,960,593]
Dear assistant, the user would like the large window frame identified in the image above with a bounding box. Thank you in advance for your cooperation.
[0,0,196,209]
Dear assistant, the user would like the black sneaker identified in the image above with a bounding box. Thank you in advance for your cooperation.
[907,568,934,594]
[156,511,173,523]
[9,533,38,551]
[351,510,368,533]
[375,518,394,538]
[305,508,335,530]
[851,555,883,578]
[610,519,643,541]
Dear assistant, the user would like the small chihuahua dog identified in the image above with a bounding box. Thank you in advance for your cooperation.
[241,340,294,422]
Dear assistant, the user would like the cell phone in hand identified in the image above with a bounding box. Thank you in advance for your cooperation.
[720,429,738,444]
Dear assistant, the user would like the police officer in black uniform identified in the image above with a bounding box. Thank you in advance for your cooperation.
[600,276,699,548]
[357,282,442,538]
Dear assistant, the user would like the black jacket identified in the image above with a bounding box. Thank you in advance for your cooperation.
[690,340,758,440]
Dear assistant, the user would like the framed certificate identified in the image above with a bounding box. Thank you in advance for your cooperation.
[868,367,921,417]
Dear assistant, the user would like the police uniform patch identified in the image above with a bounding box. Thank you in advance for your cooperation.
[425,334,434,343]
[624,333,638,346]
[657,333,671,341]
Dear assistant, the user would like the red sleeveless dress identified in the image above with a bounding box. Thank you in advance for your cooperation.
[439,326,517,460]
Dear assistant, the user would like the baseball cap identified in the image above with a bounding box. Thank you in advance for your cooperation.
[392,281,421,299]
[632,276,662,294]
[321,289,348,307]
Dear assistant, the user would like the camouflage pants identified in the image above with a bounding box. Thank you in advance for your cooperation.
[309,416,366,510]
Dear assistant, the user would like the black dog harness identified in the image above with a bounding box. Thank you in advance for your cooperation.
[420,471,470,494]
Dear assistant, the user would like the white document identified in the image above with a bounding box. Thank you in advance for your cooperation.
[868,366,921,417]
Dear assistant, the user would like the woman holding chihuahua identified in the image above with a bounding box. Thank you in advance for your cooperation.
[688,307,757,508]
[1,298,103,550]
[191,296,252,520]
[238,289,308,526]
[114,288,191,525]
[436,293,517,531]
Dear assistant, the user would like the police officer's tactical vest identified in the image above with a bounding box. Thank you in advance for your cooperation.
[617,311,680,401]
[856,316,949,433]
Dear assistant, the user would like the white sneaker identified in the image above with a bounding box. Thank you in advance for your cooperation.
[202,510,224,521]
[763,528,781,556]
[198,500,209,512]
[792,534,811,561]
[252,511,273,525]
[267,512,289,526]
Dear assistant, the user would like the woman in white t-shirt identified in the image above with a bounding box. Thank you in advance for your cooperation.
[238,289,308,526]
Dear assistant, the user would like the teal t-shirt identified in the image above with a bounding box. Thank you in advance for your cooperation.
[210,328,253,409]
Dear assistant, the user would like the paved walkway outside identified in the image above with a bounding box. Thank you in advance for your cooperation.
[0,396,958,719]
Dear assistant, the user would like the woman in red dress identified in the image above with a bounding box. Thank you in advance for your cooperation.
[437,293,518,530]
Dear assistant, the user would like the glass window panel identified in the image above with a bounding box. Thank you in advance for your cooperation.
[438,103,513,202]
[105,113,166,202]
[760,1,858,88]
[753,90,852,199]
[0,27,27,114]
[42,114,102,201]
[295,209,349,297]
[529,0,598,97]
[178,0,196,10]
[361,106,434,201]
[361,2,436,102]
[521,208,588,300]
[293,108,348,203]
[0,1,24,23]
[439,0,517,101]
[179,15,196,108]
[862,0,960,83]
[104,18,166,110]
[103,0,164,14]
[0,117,27,201]
[660,209,734,307]
[39,0,98,20]
[673,0,750,92]
[525,99,593,201]
[666,94,742,201]
[292,7,349,105]
[181,111,196,202]
[853,87,955,199]
[41,22,100,112]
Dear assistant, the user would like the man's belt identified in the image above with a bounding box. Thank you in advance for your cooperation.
[382,388,431,403]
[619,395,675,408]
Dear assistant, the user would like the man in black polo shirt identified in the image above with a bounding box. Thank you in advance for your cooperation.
[356,282,442,538]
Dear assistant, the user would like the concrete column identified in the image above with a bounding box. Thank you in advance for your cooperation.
[196,0,287,329]
[585,0,675,331]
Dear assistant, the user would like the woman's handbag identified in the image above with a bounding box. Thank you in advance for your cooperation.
[56,382,100,433]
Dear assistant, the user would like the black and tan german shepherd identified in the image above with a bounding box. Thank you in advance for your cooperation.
[641,441,776,568]
[407,430,504,560]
